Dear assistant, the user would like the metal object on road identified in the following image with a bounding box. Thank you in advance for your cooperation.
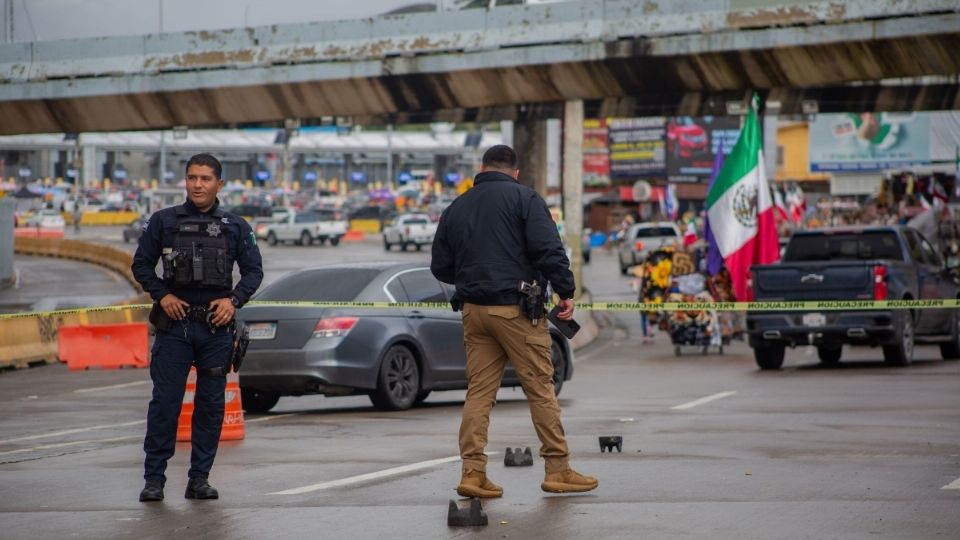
[504,447,533,467]
[447,499,487,527]
[599,436,623,453]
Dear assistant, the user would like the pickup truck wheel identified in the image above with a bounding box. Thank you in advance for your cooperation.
[383,237,392,251]
[300,231,313,246]
[939,310,960,360]
[883,312,914,366]
[817,346,842,366]
[329,237,340,246]
[266,232,278,246]
[754,344,785,370]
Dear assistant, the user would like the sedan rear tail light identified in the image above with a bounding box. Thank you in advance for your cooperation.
[634,240,644,251]
[405,227,411,236]
[873,265,888,300]
[313,317,358,338]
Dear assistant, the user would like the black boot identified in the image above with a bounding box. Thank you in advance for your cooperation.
[139,480,164,502]
[184,477,219,500]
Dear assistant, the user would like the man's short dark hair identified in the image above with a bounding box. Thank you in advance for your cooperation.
[482,145,519,170]
[186,153,222,179]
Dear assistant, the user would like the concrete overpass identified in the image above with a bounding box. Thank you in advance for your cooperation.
[0,0,958,135]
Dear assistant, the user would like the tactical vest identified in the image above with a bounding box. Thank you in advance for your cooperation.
[162,205,232,289]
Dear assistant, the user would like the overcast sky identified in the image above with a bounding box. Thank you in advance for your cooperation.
[9,0,441,42]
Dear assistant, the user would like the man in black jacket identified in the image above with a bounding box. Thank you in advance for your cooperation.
[431,144,598,498]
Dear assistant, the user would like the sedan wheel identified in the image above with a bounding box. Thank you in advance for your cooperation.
[267,232,278,246]
[240,388,281,413]
[369,345,420,411]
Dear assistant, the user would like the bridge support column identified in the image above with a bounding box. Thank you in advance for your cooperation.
[562,99,584,301]
[513,118,548,196]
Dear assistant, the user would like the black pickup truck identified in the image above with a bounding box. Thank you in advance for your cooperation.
[747,226,960,369]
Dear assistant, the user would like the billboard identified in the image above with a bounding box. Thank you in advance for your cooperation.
[583,119,610,186]
[608,117,666,178]
[666,116,740,182]
[809,112,931,172]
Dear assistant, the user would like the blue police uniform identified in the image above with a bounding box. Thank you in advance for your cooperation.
[132,198,263,488]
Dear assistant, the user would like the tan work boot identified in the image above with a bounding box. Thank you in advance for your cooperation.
[456,469,503,498]
[541,468,599,493]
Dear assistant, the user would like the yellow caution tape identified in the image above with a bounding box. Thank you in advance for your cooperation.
[1,298,958,321]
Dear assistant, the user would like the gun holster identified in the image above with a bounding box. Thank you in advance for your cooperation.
[518,280,546,323]
[450,291,464,312]
[230,320,250,373]
[148,302,174,333]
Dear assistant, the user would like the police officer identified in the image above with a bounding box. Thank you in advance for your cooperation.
[431,144,598,498]
[132,153,263,502]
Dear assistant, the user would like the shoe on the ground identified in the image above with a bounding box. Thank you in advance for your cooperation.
[541,468,599,493]
[139,480,164,502]
[456,469,503,498]
[184,477,219,499]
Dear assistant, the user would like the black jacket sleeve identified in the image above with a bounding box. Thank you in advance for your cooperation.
[231,219,264,307]
[523,193,576,299]
[131,214,172,302]
[430,208,456,285]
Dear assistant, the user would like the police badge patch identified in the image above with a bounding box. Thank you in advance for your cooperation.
[207,223,222,237]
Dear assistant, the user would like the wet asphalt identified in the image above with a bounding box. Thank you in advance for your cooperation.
[0,232,957,539]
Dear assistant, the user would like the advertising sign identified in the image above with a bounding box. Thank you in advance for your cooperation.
[608,117,665,178]
[582,119,610,186]
[665,116,739,182]
[809,112,931,171]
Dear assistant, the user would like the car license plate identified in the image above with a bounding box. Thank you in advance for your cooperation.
[247,322,277,340]
[802,313,826,327]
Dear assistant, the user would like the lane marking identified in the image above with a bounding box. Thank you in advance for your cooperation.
[246,413,297,424]
[0,435,140,457]
[943,478,960,490]
[0,420,146,445]
[74,381,150,394]
[671,391,738,411]
[269,453,500,496]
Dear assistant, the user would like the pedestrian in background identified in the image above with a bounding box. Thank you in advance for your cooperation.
[131,153,263,503]
[431,144,598,498]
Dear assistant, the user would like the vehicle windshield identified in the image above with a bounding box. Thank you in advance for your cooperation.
[635,227,677,238]
[255,268,381,301]
[785,231,904,261]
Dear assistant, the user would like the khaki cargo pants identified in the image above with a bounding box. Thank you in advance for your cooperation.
[459,303,569,474]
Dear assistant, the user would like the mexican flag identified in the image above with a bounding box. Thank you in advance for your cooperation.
[705,96,780,300]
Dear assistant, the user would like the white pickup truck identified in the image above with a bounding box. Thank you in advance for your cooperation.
[382,213,437,251]
[264,210,348,247]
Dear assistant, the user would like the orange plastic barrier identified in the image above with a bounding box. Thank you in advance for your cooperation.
[177,370,245,442]
[57,323,148,370]
[14,227,65,239]
[343,230,365,241]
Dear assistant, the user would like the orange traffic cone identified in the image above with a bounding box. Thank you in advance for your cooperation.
[176,369,245,442]
[221,373,245,441]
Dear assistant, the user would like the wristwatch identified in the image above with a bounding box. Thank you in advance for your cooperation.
[230,295,241,308]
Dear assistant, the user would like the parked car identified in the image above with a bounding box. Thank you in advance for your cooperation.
[263,210,349,246]
[617,222,681,274]
[228,204,274,219]
[122,217,145,243]
[382,213,438,251]
[747,226,960,369]
[23,209,66,229]
[667,118,708,158]
[237,263,574,412]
